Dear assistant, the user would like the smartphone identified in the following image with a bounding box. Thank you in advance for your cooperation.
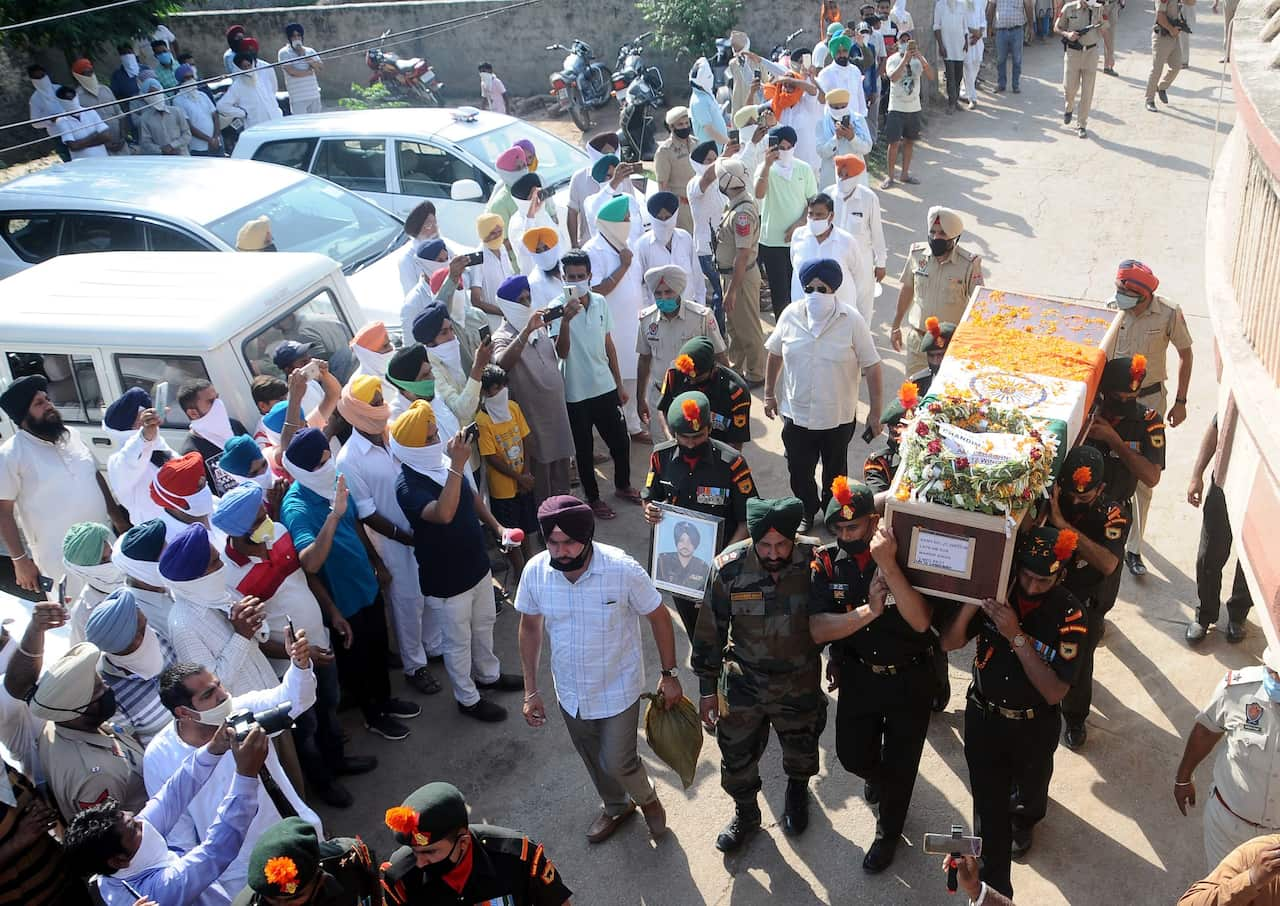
[768,133,781,148]
[543,303,565,322]
[842,114,851,128]
[922,828,983,856]
[620,145,640,164]
[38,575,53,595]
[286,616,297,645]
[464,422,479,443]
[478,324,492,345]
[465,251,485,266]
[907,39,918,53]
[536,187,553,202]
[729,127,740,142]
[152,380,169,419]
[861,424,875,443]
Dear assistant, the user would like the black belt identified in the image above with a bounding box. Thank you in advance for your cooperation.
[852,650,931,676]
[1138,382,1163,398]
[967,689,1040,720]
[997,24,1025,29]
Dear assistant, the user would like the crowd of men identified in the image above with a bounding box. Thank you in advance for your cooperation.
[0,2,1265,905]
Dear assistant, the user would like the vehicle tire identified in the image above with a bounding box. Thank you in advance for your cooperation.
[409,80,441,106]
[569,88,594,131]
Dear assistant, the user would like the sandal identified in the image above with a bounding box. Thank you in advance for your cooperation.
[901,174,921,185]
[615,487,643,505]
[590,499,617,520]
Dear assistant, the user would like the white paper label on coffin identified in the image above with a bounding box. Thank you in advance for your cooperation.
[934,422,1027,466]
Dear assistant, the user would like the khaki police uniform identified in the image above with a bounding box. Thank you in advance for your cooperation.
[1104,294,1191,552]
[899,243,983,373]
[717,196,767,383]
[39,722,147,821]
[1057,0,1101,128]
[1195,666,1280,866]
[636,300,726,439]
[1146,0,1184,101]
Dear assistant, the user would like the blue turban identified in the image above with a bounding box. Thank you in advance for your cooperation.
[120,518,166,562]
[411,301,449,345]
[104,387,152,432]
[158,523,212,583]
[646,191,680,219]
[798,257,844,291]
[285,427,328,472]
[691,140,717,164]
[591,153,619,184]
[211,482,265,538]
[263,400,289,435]
[219,434,264,477]
[769,125,798,147]
[417,238,446,262]
[496,275,529,303]
[84,589,140,655]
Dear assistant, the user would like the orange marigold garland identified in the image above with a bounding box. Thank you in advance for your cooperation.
[264,857,300,894]
[1071,466,1092,493]
[674,354,696,376]
[1054,529,1079,562]
[385,806,419,837]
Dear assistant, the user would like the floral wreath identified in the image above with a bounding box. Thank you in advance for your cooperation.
[896,385,1058,515]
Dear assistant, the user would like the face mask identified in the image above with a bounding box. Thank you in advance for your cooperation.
[1265,672,1280,703]
[807,216,831,235]
[483,388,512,423]
[65,559,125,594]
[156,52,173,66]
[651,215,676,241]
[73,72,100,95]
[392,376,435,399]
[777,148,795,167]
[193,694,233,727]
[31,75,53,94]
[599,218,631,247]
[428,337,464,378]
[189,397,234,448]
[173,564,236,608]
[250,516,275,544]
[183,484,214,518]
[480,71,494,86]
[353,344,394,376]
[690,160,708,177]
[829,105,847,121]
[85,687,118,724]
[391,438,449,483]
[58,97,81,113]
[839,175,860,196]
[673,126,693,139]
[549,541,592,572]
[929,237,956,258]
[189,65,199,79]
[568,281,592,300]
[250,468,275,490]
[532,246,560,271]
[288,458,338,501]
[108,627,166,679]
[1111,290,1142,310]
[498,300,533,332]
[655,295,680,314]
[805,290,836,324]
[122,54,140,78]
[122,820,176,878]
[292,39,304,49]
[179,82,196,95]
[838,538,870,555]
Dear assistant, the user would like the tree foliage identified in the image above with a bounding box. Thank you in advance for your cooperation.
[337,82,410,111]
[0,0,181,58]
[636,0,742,59]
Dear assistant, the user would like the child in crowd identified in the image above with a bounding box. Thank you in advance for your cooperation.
[476,365,539,579]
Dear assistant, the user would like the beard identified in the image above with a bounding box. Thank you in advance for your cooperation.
[24,410,67,443]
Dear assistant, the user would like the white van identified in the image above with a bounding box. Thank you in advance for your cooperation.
[0,251,371,467]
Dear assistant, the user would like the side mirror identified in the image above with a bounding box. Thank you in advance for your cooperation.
[451,179,483,201]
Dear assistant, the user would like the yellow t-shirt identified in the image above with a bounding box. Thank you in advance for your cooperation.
[477,400,530,499]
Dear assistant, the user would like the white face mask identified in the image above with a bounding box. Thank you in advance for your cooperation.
[192,694,233,727]
[805,290,837,325]
[599,218,631,248]
[808,216,832,236]
[291,39,304,49]
[285,457,338,501]
[389,437,449,484]
[428,337,464,380]
[483,388,512,423]
[839,175,860,196]
[498,300,533,332]
[189,397,234,448]
[777,148,796,167]
[514,195,535,217]
[122,54,140,78]
[531,246,560,271]
[690,160,708,176]
[183,484,215,518]
[179,81,196,95]
[480,71,495,87]
[31,75,54,95]
[828,105,848,121]
[121,820,177,878]
[651,215,676,242]
[58,97,82,113]
[353,345,394,376]
[172,564,236,609]
[251,469,276,490]
[64,559,126,594]
[108,626,166,679]
[567,280,591,300]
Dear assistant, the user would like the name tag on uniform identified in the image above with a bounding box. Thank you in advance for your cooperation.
[830,583,848,600]
[731,591,763,601]
[697,486,729,506]
[645,323,661,342]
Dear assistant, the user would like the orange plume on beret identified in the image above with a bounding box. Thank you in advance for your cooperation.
[1130,354,1147,385]
[681,397,703,430]
[1054,529,1079,562]
[385,806,419,836]
[1071,467,1092,493]
[674,354,695,376]
[926,316,942,339]
[264,857,299,893]
[831,475,853,507]
[899,381,920,411]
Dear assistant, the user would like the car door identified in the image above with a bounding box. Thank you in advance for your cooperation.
[58,212,145,256]
[0,347,115,467]
[388,138,492,243]
[308,137,399,212]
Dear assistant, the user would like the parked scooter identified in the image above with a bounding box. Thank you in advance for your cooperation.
[616,37,664,161]
[546,38,613,131]
[366,30,444,105]
[769,27,808,64]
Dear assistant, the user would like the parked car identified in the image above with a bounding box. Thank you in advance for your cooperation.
[0,156,406,326]
[230,107,590,242]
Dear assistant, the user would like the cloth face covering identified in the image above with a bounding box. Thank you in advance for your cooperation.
[284,456,338,501]
[428,338,464,382]
[189,397,235,448]
[108,627,166,679]
[389,438,449,484]
[483,388,512,423]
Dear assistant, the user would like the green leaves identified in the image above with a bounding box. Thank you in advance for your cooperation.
[0,0,181,56]
[636,0,742,58]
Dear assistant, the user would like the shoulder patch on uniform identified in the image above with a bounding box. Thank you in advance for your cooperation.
[734,211,752,236]
[715,543,748,569]
[1227,665,1266,686]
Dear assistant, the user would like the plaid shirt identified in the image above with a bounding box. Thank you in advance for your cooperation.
[994,0,1028,27]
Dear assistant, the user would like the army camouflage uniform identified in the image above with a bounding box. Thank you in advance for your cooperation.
[692,538,825,811]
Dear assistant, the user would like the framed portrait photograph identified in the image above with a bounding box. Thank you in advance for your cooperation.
[649,503,723,600]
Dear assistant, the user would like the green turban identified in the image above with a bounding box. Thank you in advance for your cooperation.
[746,496,805,543]
[63,522,111,567]
[597,194,630,223]
[829,34,854,55]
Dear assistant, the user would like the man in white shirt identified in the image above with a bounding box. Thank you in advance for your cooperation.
[763,258,884,529]
[0,375,120,596]
[147,636,322,895]
[103,387,174,526]
[217,51,281,129]
[818,34,870,117]
[827,155,888,321]
[567,133,620,247]
[70,58,129,155]
[173,65,222,156]
[789,192,867,321]
[278,23,323,115]
[935,0,970,111]
[517,495,682,844]
[26,64,63,143]
[687,140,727,329]
[50,87,110,159]
[582,157,646,242]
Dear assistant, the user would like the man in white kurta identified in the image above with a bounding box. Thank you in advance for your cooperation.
[828,170,887,323]
[634,191,705,309]
[788,202,866,321]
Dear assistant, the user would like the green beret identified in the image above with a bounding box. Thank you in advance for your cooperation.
[677,336,716,375]
[824,477,874,528]
[920,321,957,354]
[667,391,711,435]
[1060,446,1105,493]
[829,34,854,54]
[63,522,111,568]
[1015,526,1077,577]
[880,399,907,427]
[388,782,469,846]
[248,818,320,896]
[747,496,805,543]
[1099,355,1146,394]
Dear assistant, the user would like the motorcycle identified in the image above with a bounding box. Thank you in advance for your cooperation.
[617,59,664,163]
[366,30,443,105]
[769,27,808,65]
[546,39,613,131]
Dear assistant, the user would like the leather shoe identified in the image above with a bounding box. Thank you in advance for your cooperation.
[336,755,378,776]
[1064,110,1072,124]
[1185,622,1208,645]
[862,838,897,873]
[587,802,636,843]
[715,808,761,853]
[641,798,667,837]
[312,779,353,808]
[1011,823,1033,858]
[864,780,881,806]
[1226,621,1247,643]
[457,698,508,722]
[476,673,524,692]
[782,779,809,836]
[1125,552,1147,576]
[1063,723,1087,750]
[1158,88,1169,104]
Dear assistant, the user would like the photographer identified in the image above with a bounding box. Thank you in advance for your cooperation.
[144,629,322,895]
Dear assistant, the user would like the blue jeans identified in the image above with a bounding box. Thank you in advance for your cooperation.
[699,253,725,334]
[996,27,1024,89]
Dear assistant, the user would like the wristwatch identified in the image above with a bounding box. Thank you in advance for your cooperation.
[660,667,678,678]
[1012,633,1027,649]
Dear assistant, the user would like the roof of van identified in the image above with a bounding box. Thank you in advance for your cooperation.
[0,157,309,226]
[0,251,343,350]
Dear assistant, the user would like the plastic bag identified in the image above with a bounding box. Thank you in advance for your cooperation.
[640,692,703,789]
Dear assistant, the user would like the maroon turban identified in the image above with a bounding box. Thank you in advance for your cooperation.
[537,495,595,544]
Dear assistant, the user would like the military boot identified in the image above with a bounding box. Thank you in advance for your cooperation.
[782,778,810,836]
[715,802,762,852]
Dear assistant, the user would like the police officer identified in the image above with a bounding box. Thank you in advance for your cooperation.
[693,496,824,852]
[1145,0,1186,111]
[234,817,379,905]
[809,477,935,873]
[910,316,957,397]
[657,336,752,450]
[1086,355,1165,612]
[1050,445,1131,750]
[1174,647,1280,867]
[1055,0,1102,139]
[941,527,1086,898]
[1104,259,1192,576]
[715,157,767,386]
[644,391,758,636]
[381,781,572,905]
[891,207,983,374]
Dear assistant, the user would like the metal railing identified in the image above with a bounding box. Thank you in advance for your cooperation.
[1229,143,1280,384]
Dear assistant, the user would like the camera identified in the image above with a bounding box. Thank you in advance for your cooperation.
[543,303,565,322]
[227,702,295,741]
[465,251,485,266]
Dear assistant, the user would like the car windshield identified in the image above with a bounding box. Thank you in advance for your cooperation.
[204,179,405,274]
[458,123,588,192]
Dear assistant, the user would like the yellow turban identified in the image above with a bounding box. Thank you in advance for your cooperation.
[521,226,559,253]
[927,206,964,239]
[236,215,272,251]
[390,399,436,447]
[825,87,851,106]
[476,212,504,243]
[348,374,381,405]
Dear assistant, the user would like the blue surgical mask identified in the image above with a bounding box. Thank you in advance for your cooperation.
[655,296,680,314]
[1111,290,1142,310]
[1264,672,1280,703]
[156,52,173,66]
